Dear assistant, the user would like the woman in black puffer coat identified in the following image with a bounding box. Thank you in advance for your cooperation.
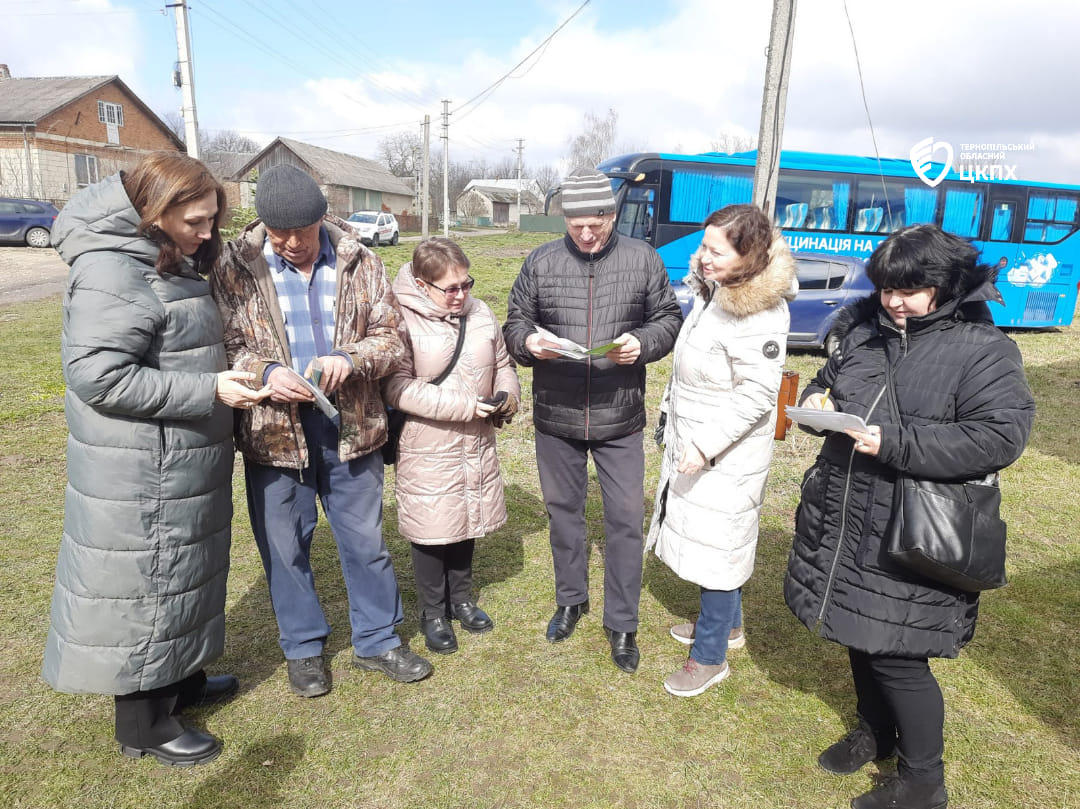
[784,225,1034,809]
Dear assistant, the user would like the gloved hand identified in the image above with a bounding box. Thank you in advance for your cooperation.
[654,411,667,447]
[484,391,518,428]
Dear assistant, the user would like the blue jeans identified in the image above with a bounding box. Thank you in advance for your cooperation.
[245,406,403,659]
[691,587,742,666]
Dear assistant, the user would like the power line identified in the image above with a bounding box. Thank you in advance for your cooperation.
[454,0,591,122]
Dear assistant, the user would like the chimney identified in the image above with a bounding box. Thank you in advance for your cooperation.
[0,65,10,80]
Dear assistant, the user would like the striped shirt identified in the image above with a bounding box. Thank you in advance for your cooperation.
[264,227,337,376]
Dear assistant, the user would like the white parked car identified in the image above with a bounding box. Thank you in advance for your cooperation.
[346,211,399,246]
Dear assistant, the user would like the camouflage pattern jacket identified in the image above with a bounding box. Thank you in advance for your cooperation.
[210,215,407,469]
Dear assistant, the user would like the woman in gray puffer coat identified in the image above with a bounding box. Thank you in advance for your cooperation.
[785,225,1034,809]
[42,152,268,767]
[384,237,519,656]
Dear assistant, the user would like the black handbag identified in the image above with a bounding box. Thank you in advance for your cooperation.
[382,315,468,466]
[881,359,1008,592]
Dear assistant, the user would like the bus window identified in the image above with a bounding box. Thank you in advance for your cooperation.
[942,187,985,238]
[616,186,656,242]
[668,168,752,223]
[855,179,938,233]
[987,197,1019,242]
[1024,192,1079,243]
[776,175,850,231]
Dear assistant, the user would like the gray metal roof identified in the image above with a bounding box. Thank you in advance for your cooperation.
[233,137,413,196]
[461,185,542,206]
[0,75,112,123]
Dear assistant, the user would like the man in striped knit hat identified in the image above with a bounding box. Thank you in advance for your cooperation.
[503,166,681,674]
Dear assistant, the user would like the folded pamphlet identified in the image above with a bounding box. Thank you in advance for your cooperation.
[535,327,620,360]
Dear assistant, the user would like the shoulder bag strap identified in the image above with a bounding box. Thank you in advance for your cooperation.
[431,315,468,387]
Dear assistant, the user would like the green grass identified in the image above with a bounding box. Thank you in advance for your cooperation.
[1,232,1077,809]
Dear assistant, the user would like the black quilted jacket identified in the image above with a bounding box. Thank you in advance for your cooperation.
[503,233,682,441]
[784,283,1034,658]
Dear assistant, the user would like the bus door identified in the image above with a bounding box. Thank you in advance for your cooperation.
[985,190,1022,270]
[615,185,657,243]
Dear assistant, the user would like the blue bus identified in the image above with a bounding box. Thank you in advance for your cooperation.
[553,150,1080,329]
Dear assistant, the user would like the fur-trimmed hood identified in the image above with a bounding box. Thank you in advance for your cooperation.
[687,232,798,318]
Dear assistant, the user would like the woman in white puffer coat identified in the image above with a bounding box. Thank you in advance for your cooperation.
[646,204,796,697]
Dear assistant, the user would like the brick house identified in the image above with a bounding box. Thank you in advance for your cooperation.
[232,137,414,218]
[0,65,184,206]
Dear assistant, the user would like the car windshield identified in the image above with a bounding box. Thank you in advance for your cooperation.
[349,213,376,224]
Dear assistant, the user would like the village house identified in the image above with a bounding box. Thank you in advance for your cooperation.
[232,137,414,218]
[0,65,183,206]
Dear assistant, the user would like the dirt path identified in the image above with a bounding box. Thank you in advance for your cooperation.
[0,247,69,307]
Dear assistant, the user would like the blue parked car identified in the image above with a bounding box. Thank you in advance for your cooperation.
[787,252,873,355]
[0,197,59,248]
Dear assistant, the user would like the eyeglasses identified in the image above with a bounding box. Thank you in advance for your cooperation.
[424,275,475,297]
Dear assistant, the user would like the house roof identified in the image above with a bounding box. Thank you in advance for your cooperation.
[232,137,413,197]
[463,178,543,196]
[0,74,185,149]
[459,184,542,207]
[0,75,112,122]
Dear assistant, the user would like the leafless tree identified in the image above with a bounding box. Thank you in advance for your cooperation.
[205,130,260,153]
[458,191,488,218]
[710,131,757,154]
[531,164,560,197]
[565,108,618,170]
[377,131,422,178]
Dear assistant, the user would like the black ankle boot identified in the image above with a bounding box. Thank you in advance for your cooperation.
[819,720,896,775]
[851,776,947,809]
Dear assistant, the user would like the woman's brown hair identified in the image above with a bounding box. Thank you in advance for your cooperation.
[121,151,226,276]
[702,204,773,286]
[411,236,470,282]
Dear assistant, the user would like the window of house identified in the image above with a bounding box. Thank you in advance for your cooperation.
[97,101,124,127]
[75,154,99,187]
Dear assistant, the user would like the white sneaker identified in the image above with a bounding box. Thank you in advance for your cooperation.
[669,622,746,650]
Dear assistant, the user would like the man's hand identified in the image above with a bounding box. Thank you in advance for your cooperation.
[267,366,315,403]
[305,354,352,394]
[605,333,641,365]
[525,332,560,360]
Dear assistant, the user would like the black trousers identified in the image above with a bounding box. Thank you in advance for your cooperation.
[410,539,475,620]
[849,648,946,784]
[114,670,207,748]
[534,430,646,633]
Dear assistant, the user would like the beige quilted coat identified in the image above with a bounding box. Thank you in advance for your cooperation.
[384,262,520,545]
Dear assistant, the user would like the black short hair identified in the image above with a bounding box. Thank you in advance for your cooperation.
[865,224,994,306]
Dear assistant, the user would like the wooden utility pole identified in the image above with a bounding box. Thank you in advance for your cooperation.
[515,138,524,222]
[421,115,430,238]
[441,100,450,237]
[751,0,797,221]
[168,1,200,158]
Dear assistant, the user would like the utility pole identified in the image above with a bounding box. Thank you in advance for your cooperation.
[751,0,797,221]
[168,1,200,158]
[441,100,450,237]
[515,138,524,226]
[422,115,430,238]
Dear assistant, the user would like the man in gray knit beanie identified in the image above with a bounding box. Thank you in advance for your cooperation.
[502,165,682,675]
[212,164,432,698]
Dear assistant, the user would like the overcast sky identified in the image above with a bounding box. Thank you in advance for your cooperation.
[3,0,1079,184]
